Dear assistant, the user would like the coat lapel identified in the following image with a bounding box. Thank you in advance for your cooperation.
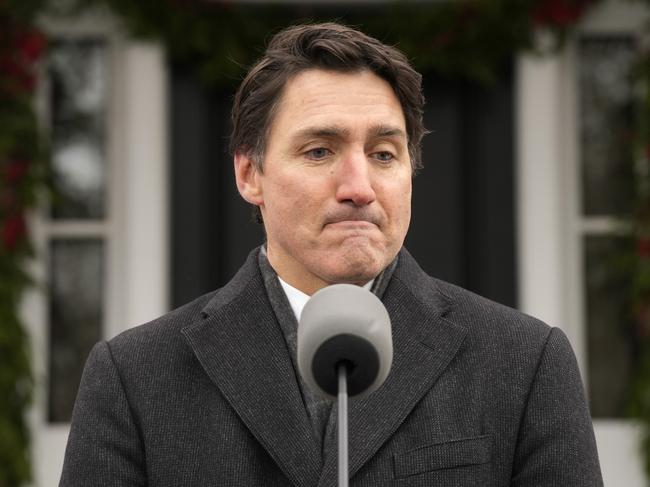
[317,250,467,485]
[181,251,322,487]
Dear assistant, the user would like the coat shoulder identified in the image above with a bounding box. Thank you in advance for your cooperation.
[104,290,219,376]
[396,248,553,348]
[434,278,551,340]
[106,247,263,364]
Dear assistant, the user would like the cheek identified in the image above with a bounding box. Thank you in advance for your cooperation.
[387,178,412,218]
[390,186,412,239]
[403,183,412,216]
[264,181,318,227]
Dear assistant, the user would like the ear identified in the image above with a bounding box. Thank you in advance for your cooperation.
[234,151,264,206]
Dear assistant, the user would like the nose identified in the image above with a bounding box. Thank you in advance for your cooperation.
[335,150,376,206]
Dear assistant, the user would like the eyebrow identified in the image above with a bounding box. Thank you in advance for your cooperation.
[370,125,407,139]
[292,124,407,142]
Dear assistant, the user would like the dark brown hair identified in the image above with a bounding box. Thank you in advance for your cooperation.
[230,22,426,172]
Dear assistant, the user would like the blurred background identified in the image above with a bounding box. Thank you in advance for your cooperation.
[2,0,650,485]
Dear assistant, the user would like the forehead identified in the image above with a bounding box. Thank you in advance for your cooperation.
[268,69,406,140]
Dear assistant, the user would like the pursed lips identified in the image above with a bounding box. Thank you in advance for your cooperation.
[326,220,376,229]
[323,212,381,229]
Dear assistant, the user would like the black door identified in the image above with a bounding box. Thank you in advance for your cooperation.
[170,65,516,309]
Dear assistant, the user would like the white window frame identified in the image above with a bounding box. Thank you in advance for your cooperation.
[21,9,169,486]
[517,1,649,485]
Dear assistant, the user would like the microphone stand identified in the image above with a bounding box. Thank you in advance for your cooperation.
[338,363,348,487]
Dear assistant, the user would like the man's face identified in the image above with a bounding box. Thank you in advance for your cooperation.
[235,69,412,295]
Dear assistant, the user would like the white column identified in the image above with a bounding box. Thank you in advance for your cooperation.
[516,52,568,331]
[113,42,169,334]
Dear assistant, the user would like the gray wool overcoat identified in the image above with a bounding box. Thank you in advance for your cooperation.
[60,247,603,486]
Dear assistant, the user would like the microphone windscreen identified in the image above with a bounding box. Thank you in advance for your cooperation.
[297,284,392,399]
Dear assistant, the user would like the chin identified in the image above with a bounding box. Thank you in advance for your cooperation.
[322,249,387,284]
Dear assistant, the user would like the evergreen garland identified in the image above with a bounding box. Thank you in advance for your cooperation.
[630,48,650,475]
[0,1,47,486]
[70,0,598,85]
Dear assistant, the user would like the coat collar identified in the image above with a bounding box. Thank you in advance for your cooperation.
[181,249,323,486]
[182,247,467,486]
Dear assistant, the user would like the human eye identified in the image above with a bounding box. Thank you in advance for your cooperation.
[372,151,395,164]
[305,147,332,160]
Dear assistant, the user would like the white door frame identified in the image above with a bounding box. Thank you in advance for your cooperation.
[22,10,169,485]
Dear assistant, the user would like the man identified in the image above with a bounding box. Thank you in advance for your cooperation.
[61,23,603,486]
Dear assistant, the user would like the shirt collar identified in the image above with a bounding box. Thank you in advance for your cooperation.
[277,276,374,322]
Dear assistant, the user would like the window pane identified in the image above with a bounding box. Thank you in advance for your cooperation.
[579,37,636,217]
[585,235,635,418]
[49,40,108,220]
[48,239,104,423]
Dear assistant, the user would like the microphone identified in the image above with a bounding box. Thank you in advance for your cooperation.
[297,283,393,400]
